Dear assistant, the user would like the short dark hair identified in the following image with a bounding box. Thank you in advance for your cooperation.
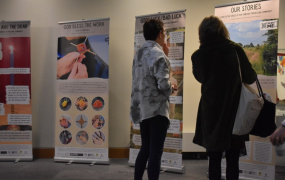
[198,15,230,45]
[143,19,164,40]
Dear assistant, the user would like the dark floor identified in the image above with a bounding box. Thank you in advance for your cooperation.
[0,159,284,180]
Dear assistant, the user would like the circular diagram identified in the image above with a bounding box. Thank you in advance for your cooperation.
[59,115,72,129]
[92,115,105,129]
[76,131,89,145]
[59,97,72,111]
[91,97,104,111]
[75,96,88,111]
[59,130,72,145]
[75,114,88,129]
[92,131,105,145]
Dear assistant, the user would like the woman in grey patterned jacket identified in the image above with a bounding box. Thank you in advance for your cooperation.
[130,19,173,180]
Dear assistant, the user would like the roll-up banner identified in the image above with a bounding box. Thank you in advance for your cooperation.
[215,0,279,179]
[55,18,110,164]
[277,54,285,99]
[0,21,32,161]
[129,10,186,173]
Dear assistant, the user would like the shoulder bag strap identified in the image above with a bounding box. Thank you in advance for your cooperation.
[256,78,266,100]
[235,50,242,83]
[236,49,264,99]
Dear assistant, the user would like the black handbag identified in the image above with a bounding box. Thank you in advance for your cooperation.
[249,78,277,137]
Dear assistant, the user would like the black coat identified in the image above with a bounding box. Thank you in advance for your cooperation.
[191,38,257,151]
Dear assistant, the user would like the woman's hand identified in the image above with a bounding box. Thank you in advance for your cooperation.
[162,43,169,56]
[270,126,285,146]
[57,52,85,78]
[68,62,88,79]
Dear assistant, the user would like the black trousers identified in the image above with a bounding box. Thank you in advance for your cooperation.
[208,147,240,180]
[134,115,169,180]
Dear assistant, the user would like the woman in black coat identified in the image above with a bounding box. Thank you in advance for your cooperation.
[191,16,257,180]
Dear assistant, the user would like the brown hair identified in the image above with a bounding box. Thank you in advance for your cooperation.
[198,15,230,45]
[143,19,164,40]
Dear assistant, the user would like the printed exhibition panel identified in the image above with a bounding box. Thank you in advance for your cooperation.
[129,10,185,173]
[277,54,285,100]
[0,21,32,161]
[55,18,110,164]
[215,0,279,179]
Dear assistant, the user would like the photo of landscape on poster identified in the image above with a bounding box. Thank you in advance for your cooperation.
[226,19,278,76]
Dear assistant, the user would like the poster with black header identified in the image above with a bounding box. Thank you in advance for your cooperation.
[55,18,110,164]
[129,10,185,173]
[215,0,279,179]
[0,21,32,161]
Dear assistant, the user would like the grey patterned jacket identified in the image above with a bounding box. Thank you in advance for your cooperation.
[130,40,172,124]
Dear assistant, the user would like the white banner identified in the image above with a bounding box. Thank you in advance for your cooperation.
[215,0,279,179]
[54,18,110,164]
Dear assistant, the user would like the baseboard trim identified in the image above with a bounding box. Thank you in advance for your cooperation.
[33,148,54,159]
[33,148,130,159]
[33,148,207,160]
[109,147,129,158]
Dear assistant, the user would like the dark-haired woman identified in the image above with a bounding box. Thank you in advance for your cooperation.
[191,16,257,180]
[130,19,174,180]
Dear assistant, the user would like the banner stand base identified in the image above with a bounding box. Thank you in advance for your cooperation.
[128,161,185,174]
[0,156,33,162]
[54,157,110,165]
[222,173,261,180]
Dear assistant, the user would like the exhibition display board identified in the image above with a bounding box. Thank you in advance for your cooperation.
[215,0,279,179]
[0,21,32,161]
[277,53,285,100]
[128,10,186,173]
[54,18,110,164]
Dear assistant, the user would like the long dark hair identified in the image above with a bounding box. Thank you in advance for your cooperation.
[198,15,230,45]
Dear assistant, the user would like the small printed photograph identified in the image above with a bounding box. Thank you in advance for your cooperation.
[59,115,71,129]
[75,114,88,129]
[75,96,88,111]
[57,35,109,80]
[92,97,104,111]
[0,125,32,131]
[92,115,105,129]
[225,20,278,76]
[59,97,72,111]
[59,130,72,145]
[76,131,89,145]
[92,131,105,145]
[278,55,285,75]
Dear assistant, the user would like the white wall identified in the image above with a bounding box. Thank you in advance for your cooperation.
[0,0,284,150]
